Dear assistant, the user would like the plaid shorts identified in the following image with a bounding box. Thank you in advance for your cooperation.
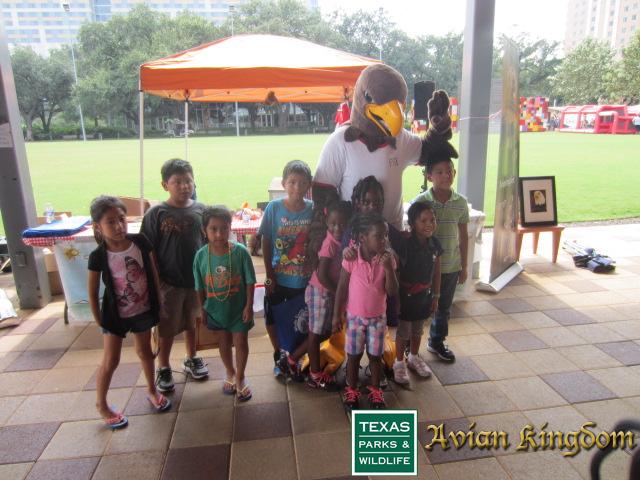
[346,313,387,357]
[305,285,334,336]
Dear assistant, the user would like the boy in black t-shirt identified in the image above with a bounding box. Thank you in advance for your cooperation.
[141,158,209,392]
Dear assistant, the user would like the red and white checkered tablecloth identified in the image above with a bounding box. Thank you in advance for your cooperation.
[231,217,262,236]
[22,227,92,247]
[22,222,141,248]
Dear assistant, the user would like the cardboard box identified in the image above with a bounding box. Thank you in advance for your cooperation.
[43,250,63,295]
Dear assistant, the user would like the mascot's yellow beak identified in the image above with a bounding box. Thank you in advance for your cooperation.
[364,100,404,137]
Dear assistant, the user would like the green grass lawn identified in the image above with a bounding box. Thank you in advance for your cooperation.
[1,131,638,235]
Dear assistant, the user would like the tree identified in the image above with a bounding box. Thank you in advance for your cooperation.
[329,9,430,100]
[515,36,561,97]
[553,39,616,104]
[76,5,221,127]
[416,33,464,95]
[492,35,561,98]
[10,47,72,140]
[230,0,339,46]
[609,31,640,103]
[39,48,74,136]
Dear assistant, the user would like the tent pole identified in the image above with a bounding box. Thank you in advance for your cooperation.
[235,101,240,136]
[139,90,144,214]
[184,99,189,161]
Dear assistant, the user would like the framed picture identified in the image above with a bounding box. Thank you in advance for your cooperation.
[518,176,558,227]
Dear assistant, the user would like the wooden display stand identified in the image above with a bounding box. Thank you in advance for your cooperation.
[196,321,221,351]
[516,225,565,263]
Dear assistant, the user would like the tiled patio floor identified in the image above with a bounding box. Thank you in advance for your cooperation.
[0,223,639,479]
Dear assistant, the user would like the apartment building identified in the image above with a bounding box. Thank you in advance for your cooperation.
[1,0,245,55]
[565,0,640,55]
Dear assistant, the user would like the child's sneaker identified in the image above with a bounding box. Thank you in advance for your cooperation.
[380,369,389,390]
[342,386,361,411]
[367,385,386,409]
[155,367,175,392]
[278,353,304,382]
[183,356,209,379]
[307,371,337,391]
[427,339,456,363]
[365,364,389,389]
[407,354,432,378]
[392,360,410,385]
[273,351,284,379]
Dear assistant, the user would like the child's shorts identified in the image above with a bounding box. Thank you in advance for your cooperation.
[158,282,199,337]
[396,318,426,341]
[264,285,306,326]
[305,285,334,336]
[205,310,254,334]
[399,289,432,322]
[102,310,157,337]
[346,313,386,357]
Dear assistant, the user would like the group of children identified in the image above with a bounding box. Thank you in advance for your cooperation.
[88,152,469,427]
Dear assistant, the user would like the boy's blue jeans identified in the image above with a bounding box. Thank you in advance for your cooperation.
[429,271,460,344]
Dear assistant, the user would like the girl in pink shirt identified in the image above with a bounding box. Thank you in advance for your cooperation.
[304,201,352,390]
[333,212,399,411]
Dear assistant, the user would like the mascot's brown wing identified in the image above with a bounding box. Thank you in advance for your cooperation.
[420,89,459,165]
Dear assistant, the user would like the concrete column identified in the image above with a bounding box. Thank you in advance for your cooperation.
[457,0,496,211]
[0,24,51,308]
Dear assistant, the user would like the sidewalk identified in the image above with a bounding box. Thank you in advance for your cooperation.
[0,224,639,479]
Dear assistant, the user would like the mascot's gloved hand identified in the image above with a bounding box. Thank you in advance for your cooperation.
[427,90,452,139]
[421,90,458,165]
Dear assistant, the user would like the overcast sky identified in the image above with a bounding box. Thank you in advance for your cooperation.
[318,0,568,45]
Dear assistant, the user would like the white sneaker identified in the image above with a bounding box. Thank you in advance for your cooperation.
[183,356,209,380]
[407,354,432,378]
[393,361,410,385]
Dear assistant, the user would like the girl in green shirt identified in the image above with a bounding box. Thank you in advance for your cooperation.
[193,206,256,401]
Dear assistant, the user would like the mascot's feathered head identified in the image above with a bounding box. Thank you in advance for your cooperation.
[350,64,407,141]
[344,64,408,151]
[344,64,457,160]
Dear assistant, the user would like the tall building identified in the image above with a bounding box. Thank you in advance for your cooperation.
[564,0,640,56]
[1,0,246,55]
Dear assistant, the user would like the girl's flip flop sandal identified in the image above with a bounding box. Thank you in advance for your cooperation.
[147,393,172,413]
[237,383,252,402]
[222,379,236,395]
[104,412,128,430]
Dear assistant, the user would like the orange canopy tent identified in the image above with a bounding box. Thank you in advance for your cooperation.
[139,34,380,103]
[135,34,380,201]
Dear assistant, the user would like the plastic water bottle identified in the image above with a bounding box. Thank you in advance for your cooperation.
[242,209,250,224]
[44,203,54,223]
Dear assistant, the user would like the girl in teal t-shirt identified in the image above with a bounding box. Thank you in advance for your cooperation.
[193,206,256,401]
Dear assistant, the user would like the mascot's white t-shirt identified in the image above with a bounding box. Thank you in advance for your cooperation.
[314,126,422,230]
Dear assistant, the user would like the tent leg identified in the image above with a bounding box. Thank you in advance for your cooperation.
[139,90,144,213]
[184,100,189,161]
[235,101,240,137]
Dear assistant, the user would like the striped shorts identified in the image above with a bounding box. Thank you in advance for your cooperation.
[305,285,334,336]
[346,313,386,357]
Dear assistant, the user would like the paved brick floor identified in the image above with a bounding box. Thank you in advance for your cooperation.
[0,224,639,479]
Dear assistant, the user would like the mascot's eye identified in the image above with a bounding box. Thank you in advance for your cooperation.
[364,91,373,103]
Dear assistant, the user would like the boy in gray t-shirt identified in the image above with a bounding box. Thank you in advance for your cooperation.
[141,158,209,392]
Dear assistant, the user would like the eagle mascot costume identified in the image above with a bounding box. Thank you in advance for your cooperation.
[304,64,458,380]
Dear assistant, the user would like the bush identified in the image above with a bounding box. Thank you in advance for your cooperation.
[86,125,136,139]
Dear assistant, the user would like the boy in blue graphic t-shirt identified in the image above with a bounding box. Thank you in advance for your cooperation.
[259,160,313,379]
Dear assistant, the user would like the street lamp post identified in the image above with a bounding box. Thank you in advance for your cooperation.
[230,4,240,137]
[61,1,87,141]
[378,7,383,61]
